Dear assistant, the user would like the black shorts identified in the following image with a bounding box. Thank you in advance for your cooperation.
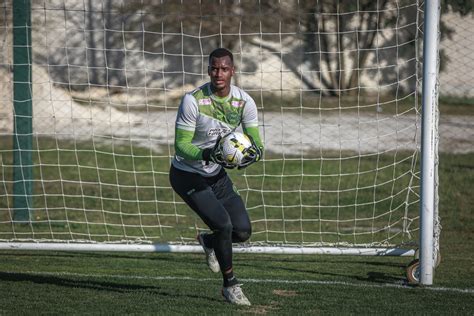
[169,166,237,201]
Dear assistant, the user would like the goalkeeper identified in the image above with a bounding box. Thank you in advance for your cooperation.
[169,48,264,306]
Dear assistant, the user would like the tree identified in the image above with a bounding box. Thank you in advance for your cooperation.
[120,1,288,87]
[439,0,474,72]
[31,0,472,96]
[123,0,420,96]
[271,0,422,96]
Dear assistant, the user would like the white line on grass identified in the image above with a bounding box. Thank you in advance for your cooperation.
[6,271,474,294]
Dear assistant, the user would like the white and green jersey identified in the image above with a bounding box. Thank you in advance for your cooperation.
[172,82,262,176]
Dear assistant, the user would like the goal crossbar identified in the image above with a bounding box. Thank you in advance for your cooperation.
[0,242,415,256]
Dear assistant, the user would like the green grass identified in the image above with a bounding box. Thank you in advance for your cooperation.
[1,136,421,246]
[0,139,473,314]
[0,236,472,314]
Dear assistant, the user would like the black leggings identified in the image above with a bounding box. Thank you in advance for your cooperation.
[169,165,251,272]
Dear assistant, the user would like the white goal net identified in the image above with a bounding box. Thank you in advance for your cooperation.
[0,0,438,254]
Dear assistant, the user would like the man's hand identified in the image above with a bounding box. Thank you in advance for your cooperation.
[237,135,263,170]
[202,135,236,169]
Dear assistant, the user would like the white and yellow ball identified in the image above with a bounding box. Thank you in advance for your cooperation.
[218,132,252,166]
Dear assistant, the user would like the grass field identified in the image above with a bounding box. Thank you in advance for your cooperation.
[0,100,473,314]
[0,142,473,314]
[1,135,424,246]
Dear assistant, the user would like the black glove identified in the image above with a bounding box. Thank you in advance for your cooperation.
[237,135,263,170]
[202,135,236,169]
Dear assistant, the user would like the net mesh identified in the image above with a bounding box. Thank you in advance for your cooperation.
[0,0,427,248]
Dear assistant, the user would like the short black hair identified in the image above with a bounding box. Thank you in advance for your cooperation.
[209,48,234,65]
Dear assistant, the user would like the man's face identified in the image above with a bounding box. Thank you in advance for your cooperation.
[208,56,234,96]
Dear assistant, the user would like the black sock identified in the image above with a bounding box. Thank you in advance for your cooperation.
[203,233,213,248]
[223,269,238,287]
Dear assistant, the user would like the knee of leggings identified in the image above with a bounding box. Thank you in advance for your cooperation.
[214,222,233,238]
[233,229,251,243]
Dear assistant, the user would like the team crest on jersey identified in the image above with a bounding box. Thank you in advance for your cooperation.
[226,112,241,125]
[198,98,212,105]
[207,128,231,136]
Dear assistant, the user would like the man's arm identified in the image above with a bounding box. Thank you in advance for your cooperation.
[239,93,264,169]
[174,127,205,161]
[174,93,209,161]
[243,126,264,152]
[175,127,223,165]
[241,91,264,153]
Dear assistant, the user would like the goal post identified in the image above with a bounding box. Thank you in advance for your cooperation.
[419,0,441,286]
[0,0,440,284]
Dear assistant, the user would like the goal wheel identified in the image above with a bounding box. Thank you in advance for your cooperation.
[406,259,420,284]
[414,249,441,268]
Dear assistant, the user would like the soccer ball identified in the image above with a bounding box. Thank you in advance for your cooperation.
[218,132,253,166]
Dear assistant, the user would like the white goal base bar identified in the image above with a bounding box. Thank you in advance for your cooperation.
[0,243,415,256]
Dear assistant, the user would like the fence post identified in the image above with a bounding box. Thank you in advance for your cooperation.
[13,0,33,221]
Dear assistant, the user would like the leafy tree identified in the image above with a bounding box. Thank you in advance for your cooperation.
[439,0,474,72]
[29,0,472,96]
[108,0,421,96]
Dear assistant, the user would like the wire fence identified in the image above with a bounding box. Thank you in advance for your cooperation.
[439,11,474,98]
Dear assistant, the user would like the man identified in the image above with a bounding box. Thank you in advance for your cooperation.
[169,48,264,306]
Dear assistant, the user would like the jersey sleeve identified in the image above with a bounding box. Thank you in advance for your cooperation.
[174,94,205,160]
[241,95,259,128]
[176,93,198,131]
[241,94,264,150]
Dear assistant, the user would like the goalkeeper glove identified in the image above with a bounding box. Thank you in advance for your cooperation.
[237,135,263,170]
[202,135,236,169]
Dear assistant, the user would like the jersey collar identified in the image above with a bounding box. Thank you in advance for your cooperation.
[207,83,232,103]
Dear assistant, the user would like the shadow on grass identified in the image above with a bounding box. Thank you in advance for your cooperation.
[355,271,407,284]
[0,252,410,286]
[237,256,408,285]
[0,251,202,264]
[0,271,218,302]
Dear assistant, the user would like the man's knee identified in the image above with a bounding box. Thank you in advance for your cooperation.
[233,228,251,243]
[214,221,233,238]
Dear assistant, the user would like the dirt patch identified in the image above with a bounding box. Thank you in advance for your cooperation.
[244,302,280,315]
[272,289,298,297]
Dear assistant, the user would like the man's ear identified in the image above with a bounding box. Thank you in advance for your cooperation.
[207,66,211,76]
